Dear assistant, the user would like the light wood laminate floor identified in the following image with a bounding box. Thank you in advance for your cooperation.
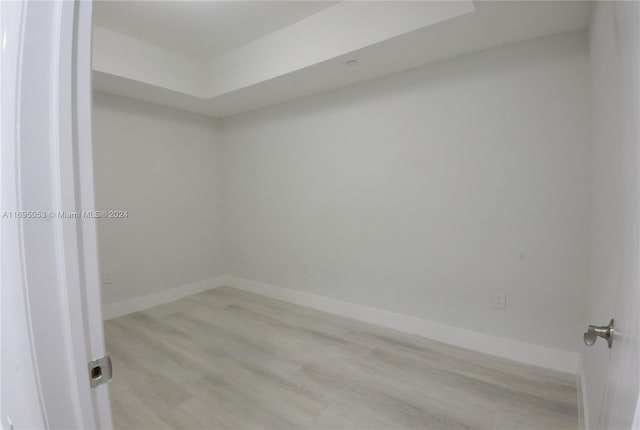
[105,287,578,430]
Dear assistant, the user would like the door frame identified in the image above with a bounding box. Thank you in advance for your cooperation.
[1,0,111,428]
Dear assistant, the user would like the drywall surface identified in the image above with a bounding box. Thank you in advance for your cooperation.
[583,2,640,428]
[93,93,223,305]
[93,26,205,97]
[204,1,474,97]
[220,31,591,353]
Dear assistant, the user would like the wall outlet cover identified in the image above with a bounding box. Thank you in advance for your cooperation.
[102,272,113,285]
[493,291,506,309]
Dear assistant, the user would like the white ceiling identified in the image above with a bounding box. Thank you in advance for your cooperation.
[92,1,591,118]
[93,1,336,60]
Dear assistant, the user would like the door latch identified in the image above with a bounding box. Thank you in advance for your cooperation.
[583,319,614,348]
[88,356,112,388]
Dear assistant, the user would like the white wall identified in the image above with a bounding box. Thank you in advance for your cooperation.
[92,93,223,306]
[220,31,591,353]
[584,2,640,428]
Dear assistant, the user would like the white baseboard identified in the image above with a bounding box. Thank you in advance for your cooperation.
[576,355,590,430]
[102,276,228,320]
[102,274,580,374]
[224,276,580,374]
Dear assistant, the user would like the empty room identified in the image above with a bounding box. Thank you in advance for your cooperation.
[2,1,639,430]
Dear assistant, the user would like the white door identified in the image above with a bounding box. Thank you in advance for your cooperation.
[585,2,640,430]
[599,2,640,428]
[1,0,112,428]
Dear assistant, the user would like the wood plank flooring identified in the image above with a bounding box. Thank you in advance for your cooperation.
[105,286,578,429]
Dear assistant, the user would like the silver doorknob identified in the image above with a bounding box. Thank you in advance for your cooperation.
[583,319,614,348]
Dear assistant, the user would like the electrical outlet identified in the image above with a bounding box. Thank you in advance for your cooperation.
[102,272,113,285]
[493,291,506,309]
